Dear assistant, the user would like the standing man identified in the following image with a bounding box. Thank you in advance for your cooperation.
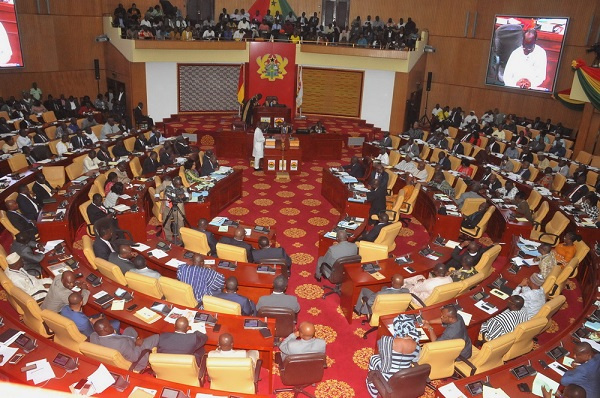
[252,122,266,171]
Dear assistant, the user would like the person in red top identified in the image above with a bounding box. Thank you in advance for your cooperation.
[457,158,474,177]
[466,131,482,147]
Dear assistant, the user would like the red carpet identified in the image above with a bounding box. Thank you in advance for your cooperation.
[0,138,583,397]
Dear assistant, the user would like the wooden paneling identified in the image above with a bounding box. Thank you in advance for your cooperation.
[302,67,362,117]
[389,54,426,133]
[102,0,186,16]
[0,71,104,100]
[215,0,319,19]
[104,43,147,118]
[17,0,102,16]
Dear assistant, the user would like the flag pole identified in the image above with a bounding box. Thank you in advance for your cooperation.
[295,65,306,120]
[238,63,244,118]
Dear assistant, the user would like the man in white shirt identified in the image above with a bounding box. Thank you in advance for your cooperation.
[252,123,266,171]
[375,148,389,166]
[431,104,442,117]
[83,127,98,144]
[237,17,250,31]
[512,273,546,320]
[461,111,478,128]
[16,130,32,149]
[202,27,215,40]
[404,263,452,303]
[394,154,417,174]
[208,333,259,369]
[496,180,519,201]
[233,29,245,41]
[129,256,161,279]
[412,160,429,181]
[4,253,52,303]
[503,29,547,90]
[100,117,120,140]
[82,150,101,173]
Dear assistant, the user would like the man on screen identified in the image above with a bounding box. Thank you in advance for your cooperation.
[503,29,547,90]
[0,22,12,65]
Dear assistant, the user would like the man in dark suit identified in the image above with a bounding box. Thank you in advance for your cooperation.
[157,316,207,365]
[380,131,392,147]
[461,202,488,229]
[342,156,365,178]
[359,212,390,242]
[487,136,501,154]
[369,162,389,188]
[159,147,174,166]
[436,151,451,170]
[366,178,387,220]
[134,134,149,151]
[148,130,163,146]
[566,175,589,204]
[87,193,116,225]
[517,161,531,181]
[112,139,131,157]
[252,236,292,273]
[5,200,38,236]
[16,185,40,221]
[219,227,254,262]
[142,151,160,175]
[174,136,191,155]
[108,243,135,274]
[446,240,486,270]
[32,173,55,205]
[214,276,256,316]
[200,150,219,176]
[32,128,50,144]
[92,221,115,261]
[196,218,217,255]
[90,318,159,372]
[96,143,113,163]
[70,130,92,150]
[133,102,153,127]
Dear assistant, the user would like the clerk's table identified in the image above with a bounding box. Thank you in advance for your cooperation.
[263,135,302,175]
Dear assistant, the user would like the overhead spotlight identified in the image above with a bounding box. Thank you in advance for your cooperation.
[424,45,436,53]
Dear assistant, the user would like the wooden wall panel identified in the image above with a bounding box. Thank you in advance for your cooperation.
[215,0,319,19]
[102,0,186,16]
[104,43,147,117]
[302,67,362,117]
[0,71,104,100]
[17,0,102,16]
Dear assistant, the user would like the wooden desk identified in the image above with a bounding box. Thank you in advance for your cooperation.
[137,237,279,303]
[206,222,277,249]
[253,106,291,128]
[296,133,344,161]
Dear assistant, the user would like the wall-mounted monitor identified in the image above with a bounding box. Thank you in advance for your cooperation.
[0,0,23,68]
[485,16,569,93]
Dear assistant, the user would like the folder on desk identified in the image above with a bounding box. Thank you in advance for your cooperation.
[133,307,161,324]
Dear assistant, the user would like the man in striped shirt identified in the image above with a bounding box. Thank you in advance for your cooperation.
[479,295,527,341]
[177,253,225,304]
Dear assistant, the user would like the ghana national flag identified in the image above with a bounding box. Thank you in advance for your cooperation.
[248,0,296,20]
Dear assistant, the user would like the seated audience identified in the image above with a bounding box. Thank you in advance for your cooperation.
[566,175,589,204]
[455,182,483,209]
[449,255,478,282]
[359,212,390,242]
[560,342,599,398]
[252,236,292,272]
[200,150,219,176]
[366,315,419,398]
[114,162,131,184]
[513,191,533,221]
[256,275,300,313]
[429,172,455,197]
[5,199,38,236]
[108,242,136,274]
[315,229,358,281]
[104,172,118,195]
[342,156,365,178]
[60,292,120,337]
[157,316,208,365]
[496,180,519,202]
[90,318,159,372]
[41,270,90,313]
[479,296,527,341]
[538,243,558,279]
[512,273,546,319]
[422,304,472,359]
[403,263,452,303]
[214,276,256,316]
[279,321,326,361]
[16,185,40,221]
[103,182,124,209]
[128,255,161,279]
[4,253,51,302]
[83,150,101,173]
[355,274,408,315]
[208,333,259,368]
[196,218,217,254]
[461,202,489,230]
[177,253,225,303]
[142,151,160,174]
[219,226,254,262]
[10,231,44,275]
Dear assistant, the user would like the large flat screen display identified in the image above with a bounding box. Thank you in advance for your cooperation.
[485,16,568,93]
[0,0,23,67]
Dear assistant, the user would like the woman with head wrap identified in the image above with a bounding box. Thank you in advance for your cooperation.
[366,314,421,397]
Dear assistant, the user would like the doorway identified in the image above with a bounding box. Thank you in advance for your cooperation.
[187,0,214,23]
[321,0,349,28]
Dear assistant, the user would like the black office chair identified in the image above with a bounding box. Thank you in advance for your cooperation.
[367,363,431,398]
[321,255,362,299]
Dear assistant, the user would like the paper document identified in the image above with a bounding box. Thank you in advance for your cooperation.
[457,311,472,326]
[26,359,55,385]
[111,300,125,311]
[166,258,187,268]
[87,364,115,394]
[438,382,467,398]
[482,386,510,398]
[474,300,498,314]
[148,249,168,259]
[42,239,65,253]
[112,204,131,212]
[532,372,560,397]
[133,243,151,252]
[445,240,461,249]
[190,322,207,334]
[0,346,18,365]
[93,290,109,299]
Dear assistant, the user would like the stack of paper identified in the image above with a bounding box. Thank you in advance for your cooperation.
[165,258,187,268]
[437,382,467,398]
[113,204,131,212]
[165,307,197,324]
[25,359,56,384]
[133,243,151,252]
[133,307,162,324]
[128,387,157,398]
[147,249,168,259]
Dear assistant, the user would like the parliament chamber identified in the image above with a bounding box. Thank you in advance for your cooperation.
[0,1,599,398]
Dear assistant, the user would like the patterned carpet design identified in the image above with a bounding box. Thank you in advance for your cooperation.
[0,124,584,397]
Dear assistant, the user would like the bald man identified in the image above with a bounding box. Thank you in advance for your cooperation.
[60,292,120,337]
[446,240,486,270]
[219,226,254,262]
[252,236,292,273]
[355,274,408,315]
[214,276,256,316]
[561,342,599,398]
[128,255,161,279]
[108,242,135,273]
[279,321,326,361]
[208,333,260,368]
[90,318,159,372]
[41,270,90,313]
[315,229,358,281]
[157,317,208,365]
